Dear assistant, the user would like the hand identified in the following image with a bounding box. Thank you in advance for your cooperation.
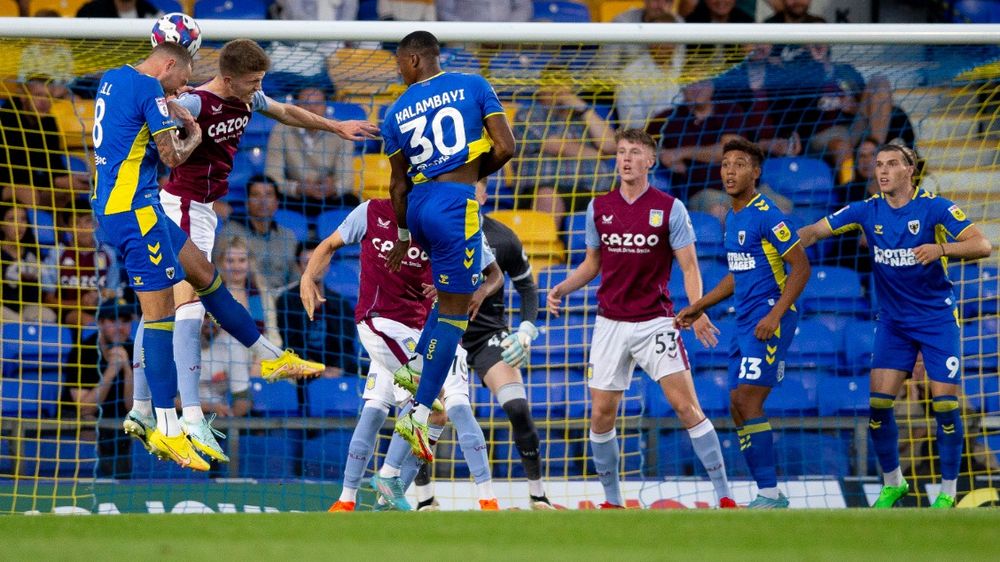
[753,311,782,341]
[421,283,437,300]
[468,289,487,322]
[692,314,720,348]
[299,275,326,321]
[332,119,379,141]
[167,100,196,131]
[913,243,946,266]
[386,240,409,272]
[674,305,703,329]
[546,285,564,317]
[500,321,539,369]
[106,346,130,369]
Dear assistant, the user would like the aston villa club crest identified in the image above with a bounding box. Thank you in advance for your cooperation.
[649,209,664,227]
[738,230,746,246]
[908,220,920,235]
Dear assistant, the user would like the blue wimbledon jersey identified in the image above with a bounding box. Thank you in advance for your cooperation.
[825,188,973,324]
[91,65,177,215]
[381,72,504,183]
[725,193,800,324]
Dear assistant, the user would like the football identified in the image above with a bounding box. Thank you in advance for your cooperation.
[150,12,202,56]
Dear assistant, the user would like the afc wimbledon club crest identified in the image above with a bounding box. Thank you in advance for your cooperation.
[771,221,792,242]
[908,220,920,235]
[649,209,664,227]
[738,230,746,245]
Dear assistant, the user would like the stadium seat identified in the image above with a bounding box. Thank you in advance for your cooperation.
[598,0,642,22]
[761,157,835,207]
[243,112,276,148]
[962,317,1000,371]
[817,375,869,416]
[131,442,211,481]
[767,369,822,416]
[2,322,73,374]
[688,211,725,261]
[693,369,730,417]
[953,0,1000,23]
[196,0,269,19]
[1,376,60,418]
[537,265,598,310]
[17,438,96,478]
[964,373,1000,413]
[774,431,850,477]
[530,374,570,417]
[562,212,589,265]
[148,0,183,13]
[229,146,267,193]
[700,259,736,315]
[327,102,369,153]
[800,266,869,317]
[324,258,362,303]
[301,430,353,480]
[785,319,840,368]
[315,208,353,242]
[249,378,300,417]
[951,262,999,317]
[272,209,310,242]
[489,210,565,262]
[439,48,483,74]
[239,430,302,479]
[842,320,876,376]
[654,429,697,476]
[533,1,591,22]
[306,377,362,417]
[532,313,591,367]
[50,96,94,150]
[327,48,399,97]
[353,153,392,200]
[681,317,735,369]
[27,208,56,247]
[358,0,378,19]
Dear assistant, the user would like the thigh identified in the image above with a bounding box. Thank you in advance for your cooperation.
[357,318,419,373]
[872,318,919,374]
[411,186,483,294]
[441,345,471,401]
[465,330,507,384]
[913,318,962,384]
[362,361,407,408]
[732,311,798,389]
[632,317,690,383]
[99,207,185,292]
[588,316,637,392]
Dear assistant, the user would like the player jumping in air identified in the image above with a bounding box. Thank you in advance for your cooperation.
[798,143,992,508]
[382,31,515,462]
[549,129,735,509]
[676,138,811,509]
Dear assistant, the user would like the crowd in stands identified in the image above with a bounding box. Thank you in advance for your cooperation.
[1,0,997,479]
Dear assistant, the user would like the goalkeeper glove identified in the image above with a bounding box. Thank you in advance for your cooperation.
[500,321,539,369]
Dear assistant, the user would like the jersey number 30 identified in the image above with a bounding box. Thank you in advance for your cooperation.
[399,108,466,165]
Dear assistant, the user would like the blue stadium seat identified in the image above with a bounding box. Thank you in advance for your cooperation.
[537,265,598,309]
[272,209,310,242]
[767,369,822,416]
[716,430,751,478]
[689,211,725,261]
[239,430,302,479]
[148,0,183,13]
[693,369,730,417]
[532,313,591,366]
[953,0,1000,22]
[655,429,696,477]
[682,317,735,369]
[196,0,269,19]
[439,48,482,74]
[532,1,591,22]
[244,112,276,148]
[563,212,589,265]
[324,258,361,303]
[800,266,869,316]
[774,431,850,477]
[761,157,835,207]
[952,262,999,317]
[307,377,362,417]
[786,319,840,368]
[817,375,868,416]
[964,374,1000,413]
[620,374,644,417]
[316,208,353,242]
[963,317,1000,371]
[249,378,300,417]
[540,429,584,478]
[358,0,378,19]
[700,259,736,315]
[131,442,211,480]
[473,383,500,418]
[26,208,56,247]
[229,147,267,194]
[301,430,353,480]
[1,376,60,417]
[2,322,72,375]
[488,51,554,95]
[843,320,876,376]
[529,374,569,417]
[17,438,96,478]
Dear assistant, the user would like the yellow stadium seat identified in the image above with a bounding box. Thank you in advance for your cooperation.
[328,48,400,97]
[0,0,19,16]
[353,153,392,200]
[50,97,94,150]
[489,210,565,261]
[598,0,642,22]
[29,0,89,17]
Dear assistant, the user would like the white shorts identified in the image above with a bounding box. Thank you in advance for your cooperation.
[357,317,469,408]
[588,315,690,392]
[160,190,218,258]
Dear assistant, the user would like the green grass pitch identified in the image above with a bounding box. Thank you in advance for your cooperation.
[2,510,999,560]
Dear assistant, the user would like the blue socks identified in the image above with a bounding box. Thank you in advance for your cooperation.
[414,312,467,408]
[448,404,491,485]
[869,392,900,474]
[414,303,438,356]
[739,417,777,491]
[142,316,178,409]
[343,405,388,490]
[590,428,622,506]
[195,272,264,349]
[932,395,963,482]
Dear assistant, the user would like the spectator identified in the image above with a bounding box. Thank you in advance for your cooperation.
[265,87,358,216]
[215,235,282,347]
[823,137,878,270]
[18,10,74,100]
[379,0,436,20]
[602,0,677,67]
[763,0,826,62]
[652,80,799,218]
[276,241,357,377]
[0,78,90,209]
[514,70,618,216]
[0,200,54,322]
[615,13,685,131]
[684,0,756,75]
[217,176,299,291]
[268,1,359,78]
[42,209,120,326]
[272,0,358,20]
[437,0,531,22]
[62,299,136,478]
[198,318,253,418]
[75,0,160,18]
[841,136,879,203]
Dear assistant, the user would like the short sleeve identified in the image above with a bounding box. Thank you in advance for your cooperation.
[173,92,202,118]
[935,197,974,239]
[824,200,866,235]
[138,77,176,136]
[762,211,800,257]
[668,200,696,250]
[335,201,370,245]
[251,91,271,113]
[585,199,600,249]
[481,235,497,268]
[381,112,400,156]
[476,75,504,118]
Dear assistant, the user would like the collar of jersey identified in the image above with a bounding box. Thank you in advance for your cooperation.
[414,72,446,86]
[877,187,921,200]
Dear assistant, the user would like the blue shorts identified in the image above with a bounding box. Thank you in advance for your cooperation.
[728,309,798,390]
[97,204,186,292]
[407,181,483,294]
[873,313,962,383]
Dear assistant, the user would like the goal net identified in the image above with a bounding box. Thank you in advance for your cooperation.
[0,17,997,513]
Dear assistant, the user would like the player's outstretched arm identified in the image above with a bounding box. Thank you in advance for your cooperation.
[797,219,835,249]
[676,273,735,329]
[913,225,993,265]
[675,243,720,348]
[753,243,810,341]
[386,151,414,271]
[547,248,601,317]
[153,121,202,168]
[478,113,516,180]
[300,230,346,321]
[263,100,379,141]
